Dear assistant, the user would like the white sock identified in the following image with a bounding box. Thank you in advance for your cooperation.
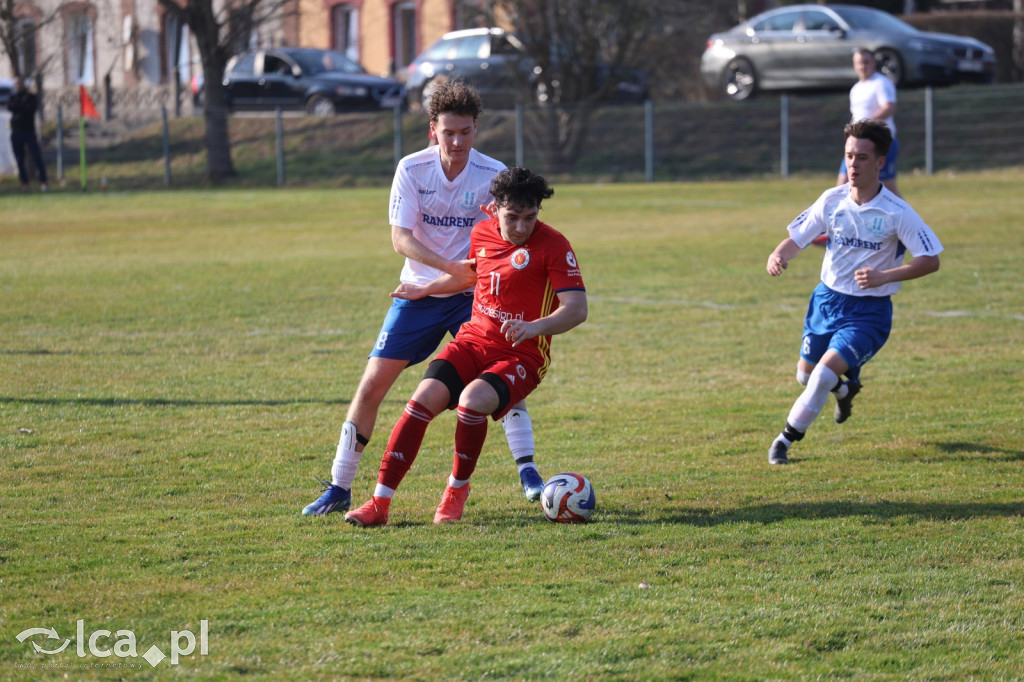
[448,475,469,489]
[331,421,361,489]
[372,483,396,499]
[502,408,535,463]
[786,366,839,432]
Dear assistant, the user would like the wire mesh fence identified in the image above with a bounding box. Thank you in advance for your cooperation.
[16,82,1024,190]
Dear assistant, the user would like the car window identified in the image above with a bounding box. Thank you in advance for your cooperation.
[455,34,489,59]
[803,11,840,32]
[833,6,916,34]
[228,54,256,77]
[491,35,519,57]
[421,38,459,61]
[752,11,799,33]
[264,55,292,76]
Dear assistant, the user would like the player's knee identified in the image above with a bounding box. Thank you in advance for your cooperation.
[796,367,811,386]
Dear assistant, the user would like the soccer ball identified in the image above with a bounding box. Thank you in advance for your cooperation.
[541,472,595,523]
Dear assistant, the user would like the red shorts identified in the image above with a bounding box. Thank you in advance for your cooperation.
[435,335,542,420]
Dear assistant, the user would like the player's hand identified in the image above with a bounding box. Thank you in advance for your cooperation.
[447,258,478,289]
[390,282,428,300]
[854,267,886,289]
[767,252,788,277]
[501,319,536,347]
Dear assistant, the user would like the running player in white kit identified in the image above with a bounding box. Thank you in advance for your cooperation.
[766,119,943,465]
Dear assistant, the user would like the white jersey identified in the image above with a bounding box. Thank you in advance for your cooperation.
[388,146,506,294]
[787,184,943,298]
[849,72,897,137]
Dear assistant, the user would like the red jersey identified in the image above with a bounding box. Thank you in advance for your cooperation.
[456,216,585,378]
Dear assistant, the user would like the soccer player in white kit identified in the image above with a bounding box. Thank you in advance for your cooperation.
[837,48,900,197]
[303,79,545,516]
[766,119,943,465]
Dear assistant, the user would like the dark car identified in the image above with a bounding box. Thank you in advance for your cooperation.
[701,4,996,101]
[405,27,648,110]
[0,78,14,108]
[223,48,406,115]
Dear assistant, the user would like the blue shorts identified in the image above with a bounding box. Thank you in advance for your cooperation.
[369,293,473,365]
[839,136,899,181]
[801,282,892,380]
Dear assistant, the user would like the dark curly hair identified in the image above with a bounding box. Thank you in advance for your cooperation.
[490,166,554,210]
[845,118,892,157]
[428,77,483,121]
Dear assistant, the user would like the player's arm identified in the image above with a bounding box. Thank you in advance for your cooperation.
[501,290,588,347]
[391,225,477,289]
[766,238,804,277]
[855,254,940,290]
[390,262,478,300]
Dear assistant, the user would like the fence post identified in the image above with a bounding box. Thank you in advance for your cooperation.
[515,102,524,168]
[56,105,64,182]
[644,99,654,182]
[276,108,285,187]
[394,105,403,170]
[924,86,933,175]
[780,93,789,179]
[162,105,171,186]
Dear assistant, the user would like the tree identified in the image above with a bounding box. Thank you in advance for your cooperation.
[493,0,657,173]
[0,0,61,78]
[155,0,292,180]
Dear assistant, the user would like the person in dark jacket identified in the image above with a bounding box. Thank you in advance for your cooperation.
[7,76,48,191]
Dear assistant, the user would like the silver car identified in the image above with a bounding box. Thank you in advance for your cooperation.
[701,4,996,101]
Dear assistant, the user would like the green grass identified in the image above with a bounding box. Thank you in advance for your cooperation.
[1,171,1022,680]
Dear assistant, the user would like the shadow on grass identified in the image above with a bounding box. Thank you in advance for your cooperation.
[927,441,1024,461]
[608,499,1024,527]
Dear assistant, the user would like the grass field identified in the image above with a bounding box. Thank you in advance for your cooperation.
[1,170,1022,680]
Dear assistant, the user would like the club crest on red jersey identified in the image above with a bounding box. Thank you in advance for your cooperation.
[510,248,530,270]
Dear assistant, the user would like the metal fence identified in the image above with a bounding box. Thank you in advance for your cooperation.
[24,82,1024,188]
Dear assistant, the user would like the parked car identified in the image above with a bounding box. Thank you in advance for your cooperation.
[405,27,648,110]
[0,77,14,107]
[223,47,406,115]
[701,4,996,101]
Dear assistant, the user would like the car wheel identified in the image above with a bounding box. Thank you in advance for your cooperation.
[723,58,757,101]
[307,95,336,116]
[874,48,903,86]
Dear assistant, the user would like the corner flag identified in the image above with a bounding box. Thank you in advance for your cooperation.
[80,86,100,120]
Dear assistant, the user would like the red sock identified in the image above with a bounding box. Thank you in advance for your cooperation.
[378,400,435,490]
[451,406,489,482]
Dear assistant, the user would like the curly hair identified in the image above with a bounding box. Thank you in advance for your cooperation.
[844,118,892,157]
[428,77,484,121]
[490,166,554,210]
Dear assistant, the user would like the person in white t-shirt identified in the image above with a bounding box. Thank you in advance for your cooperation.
[767,119,943,465]
[303,79,546,516]
[837,48,900,197]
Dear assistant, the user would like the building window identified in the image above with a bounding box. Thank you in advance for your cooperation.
[392,1,416,73]
[332,4,359,62]
[66,10,94,85]
[15,17,38,76]
[163,13,191,84]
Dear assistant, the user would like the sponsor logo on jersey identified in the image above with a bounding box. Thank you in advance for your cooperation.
[475,301,524,324]
[505,373,516,385]
[477,248,487,258]
[421,214,477,228]
[418,188,437,195]
[566,251,577,267]
[834,235,883,251]
[510,248,530,270]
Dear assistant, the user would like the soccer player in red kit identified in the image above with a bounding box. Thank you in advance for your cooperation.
[345,167,588,526]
